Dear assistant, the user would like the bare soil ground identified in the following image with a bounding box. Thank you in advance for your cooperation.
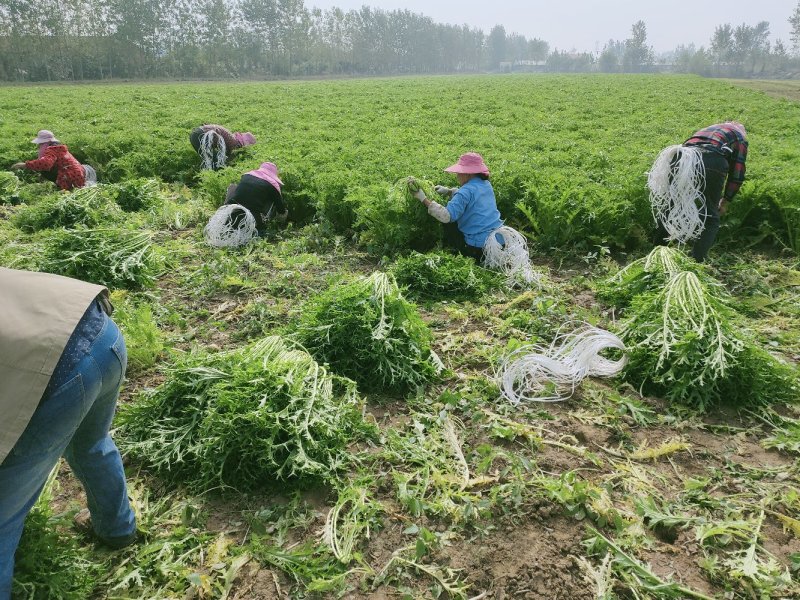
[726,78,800,102]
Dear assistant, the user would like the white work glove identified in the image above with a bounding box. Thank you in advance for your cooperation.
[407,177,426,202]
[434,185,457,197]
[412,188,426,202]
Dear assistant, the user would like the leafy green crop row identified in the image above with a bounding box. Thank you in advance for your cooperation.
[1,75,797,254]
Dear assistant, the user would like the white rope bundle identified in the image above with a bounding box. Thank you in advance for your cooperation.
[82,164,97,187]
[199,130,227,170]
[482,226,539,288]
[648,145,706,243]
[203,204,257,248]
[499,323,627,404]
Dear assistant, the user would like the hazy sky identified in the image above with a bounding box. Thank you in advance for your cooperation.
[308,0,794,54]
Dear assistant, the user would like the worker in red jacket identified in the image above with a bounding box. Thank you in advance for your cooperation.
[11,130,86,191]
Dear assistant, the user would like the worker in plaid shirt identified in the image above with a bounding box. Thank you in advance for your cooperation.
[683,122,748,213]
[655,121,748,262]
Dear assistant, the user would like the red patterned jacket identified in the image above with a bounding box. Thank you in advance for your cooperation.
[25,144,85,191]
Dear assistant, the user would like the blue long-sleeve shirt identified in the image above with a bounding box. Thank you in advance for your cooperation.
[445,178,503,248]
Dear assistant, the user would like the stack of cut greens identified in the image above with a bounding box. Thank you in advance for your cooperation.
[39,228,160,289]
[109,291,165,373]
[111,178,164,212]
[117,336,371,492]
[391,250,501,302]
[621,271,744,408]
[0,171,20,203]
[296,272,441,393]
[13,186,124,232]
[608,247,799,409]
[596,245,702,309]
[356,177,441,256]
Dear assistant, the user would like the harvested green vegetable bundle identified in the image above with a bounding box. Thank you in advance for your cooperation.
[356,177,441,256]
[118,336,371,492]
[390,250,500,302]
[597,246,702,309]
[14,186,123,232]
[0,171,20,203]
[112,178,164,212]
[297,272,441,393]
[621,271,743,407]
[40,227,160,289]
[621,270,799,408]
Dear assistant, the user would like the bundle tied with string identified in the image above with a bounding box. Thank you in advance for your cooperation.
[648,144,706,243]
[204,203,257,248]
[482,225,540,288]
[499,323,627,404]
[199,130,227,170]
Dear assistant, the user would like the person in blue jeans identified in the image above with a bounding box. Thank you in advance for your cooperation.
[409,152,503,260]
[0,268,137,600]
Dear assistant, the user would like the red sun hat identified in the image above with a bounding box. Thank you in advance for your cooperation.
[444,152,490,176]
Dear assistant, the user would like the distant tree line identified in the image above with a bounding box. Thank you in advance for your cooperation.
[1,1,799,82]
[589,16,800,77]
[668,19,800,78]
[0,0,547,81]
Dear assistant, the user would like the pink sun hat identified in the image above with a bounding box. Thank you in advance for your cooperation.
[234,132,257,147]
[444,152,490,176]
[31,130,59,144]
[246,162,283,192]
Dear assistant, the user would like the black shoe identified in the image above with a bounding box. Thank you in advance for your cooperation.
[98,530,139,550]
[74,508,139,550]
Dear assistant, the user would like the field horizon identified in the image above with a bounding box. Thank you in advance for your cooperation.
[2,74,799,599]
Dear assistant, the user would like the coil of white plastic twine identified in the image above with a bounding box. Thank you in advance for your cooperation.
[200,130,227,170]
[483,226,540,288]
[498,323,627,404]
[648,145,706,243]
[204,204,257,248]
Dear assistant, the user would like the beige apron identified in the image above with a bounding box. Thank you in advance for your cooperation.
[0,268,107,463]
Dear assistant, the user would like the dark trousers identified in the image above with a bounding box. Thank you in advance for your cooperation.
[443,222,483,261]
[653,148,729,262]
[189,127,204,154]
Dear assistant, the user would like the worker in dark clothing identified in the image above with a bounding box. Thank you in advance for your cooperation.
[651,121,748,262]
[224,162,287,234]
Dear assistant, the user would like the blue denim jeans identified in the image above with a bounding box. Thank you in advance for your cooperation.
[0,313,136,599]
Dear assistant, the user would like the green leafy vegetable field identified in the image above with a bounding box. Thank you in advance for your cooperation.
[2,74,799,599]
